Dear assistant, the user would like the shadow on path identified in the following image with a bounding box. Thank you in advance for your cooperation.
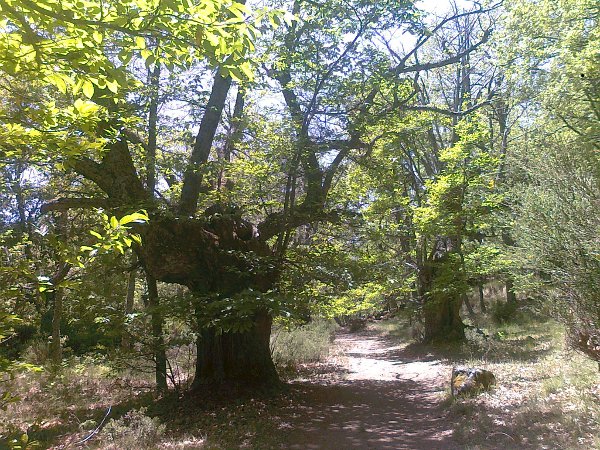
[273,330,459,449]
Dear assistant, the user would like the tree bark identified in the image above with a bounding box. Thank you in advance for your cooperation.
[136,213,281,388]
[146,272,168,392]
[146,60,161,193]
[505,277,517,306]
[478,283,486,312]
[50,287,63,365]
[217,86,245,191]
[423,292,465,343]
[502,233,518,314]
[463,293,475,319]
[192,310,278,388]
[419,242,465,343]
[179,73,233,216]
[121,266,137,351]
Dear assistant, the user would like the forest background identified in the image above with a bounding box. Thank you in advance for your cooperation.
[0,0,598,446]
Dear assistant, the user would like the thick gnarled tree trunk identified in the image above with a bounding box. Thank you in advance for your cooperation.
[192,310,278,388]
[137,213,280,387]
[62,137,282,388]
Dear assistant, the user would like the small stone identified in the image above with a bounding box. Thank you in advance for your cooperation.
[451,367,496,396]
[79,419,97,431]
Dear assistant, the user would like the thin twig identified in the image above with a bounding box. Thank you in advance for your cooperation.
[73,405,112,446]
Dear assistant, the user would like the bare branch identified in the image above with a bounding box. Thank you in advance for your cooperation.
[40,197,113,214]
[394,3,499,73]
[396,28,492,75]
[400,98,492,117]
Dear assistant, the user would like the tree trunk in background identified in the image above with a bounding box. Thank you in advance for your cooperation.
[423,291,465,342]
[143,59,168,392]
[478,283,486,312]
[11,165,38,313]
[502,233,518,315]
[50,288,63,365]
[121,267,137,351]
[217,86,245,191]
[146,61,161,193]
[147,272,167,392]
[420,242,465,343]
[463,293,475,318]
[495,89,518,315]
[192,310,278,388]
[505,277,518,307]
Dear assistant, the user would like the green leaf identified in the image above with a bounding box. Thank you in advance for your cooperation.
[73,99,99,116]
[144,54,156,69]
[140,49,152,60]
[106,79,119,94]
[135,36,146,49]
[47,73,68,94]
[82,80,94,98]
[92,31,103,44]
[119,211,149,225]
[72,78,84,95]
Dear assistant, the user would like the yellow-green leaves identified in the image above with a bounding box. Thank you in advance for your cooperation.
[135,36,146,49]
[73,99,99,116]
[92,30,103,44]
[79,210,148,264]
[0,0,276,168]
[119,211,150,225]
[82,80,95,99]
[46,73,72,94]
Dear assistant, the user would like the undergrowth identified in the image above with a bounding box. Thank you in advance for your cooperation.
[448,319,600,449]
[2,310,597,449]
[373,302,599,449]
[270,319,338,370]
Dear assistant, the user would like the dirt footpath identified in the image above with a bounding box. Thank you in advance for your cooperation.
[276,328,458,449]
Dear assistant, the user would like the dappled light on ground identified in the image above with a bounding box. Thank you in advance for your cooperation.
[274,330,458,449]
[2,319,597,449]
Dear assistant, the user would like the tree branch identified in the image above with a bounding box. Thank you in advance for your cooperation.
[400,99,492,117]
[394,6,495,73]
[70,139,147,204]
[40,197,113,214]
[178,73,233,216]
[395,28,492,75]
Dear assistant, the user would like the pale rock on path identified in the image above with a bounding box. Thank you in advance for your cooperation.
[277,328,459,449]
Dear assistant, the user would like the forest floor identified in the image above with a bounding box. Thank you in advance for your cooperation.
[1,315,599,449]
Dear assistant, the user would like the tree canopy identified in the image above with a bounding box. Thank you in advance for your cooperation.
[0,0,598,397]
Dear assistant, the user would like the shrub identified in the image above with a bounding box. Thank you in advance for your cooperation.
[101,407,165,449]
[21,340,51,366]
[270,319,337,368]
[491,301,518,324]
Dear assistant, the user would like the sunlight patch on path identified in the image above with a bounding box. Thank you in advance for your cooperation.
[333,332,447,388]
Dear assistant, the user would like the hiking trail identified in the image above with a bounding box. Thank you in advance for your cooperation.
[276,327,459,449]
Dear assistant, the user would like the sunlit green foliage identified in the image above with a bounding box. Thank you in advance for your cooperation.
[503,0,599,358]
[0,0,598,405]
